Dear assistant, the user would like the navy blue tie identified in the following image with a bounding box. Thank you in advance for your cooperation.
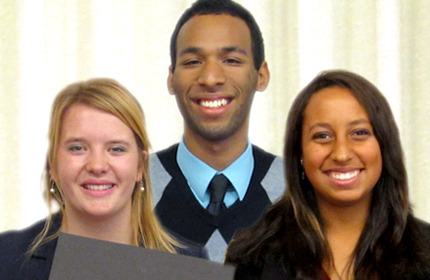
[206,174,229,215]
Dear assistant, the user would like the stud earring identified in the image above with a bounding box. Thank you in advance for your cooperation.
[50,181,56,194]
[140,180,145,192]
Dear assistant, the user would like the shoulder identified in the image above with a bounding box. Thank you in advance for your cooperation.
[415,217,430,235]
[389,216,430,279]
[251,145,286,203]
[0,213,61,256]
[152,144,179,162]
[0,217,47,253]
[150,144,180,205]
[0,214,61,279]
[0,217,48,277]
[150,144,179,174]
[404,216,430,244]
[251,145,276,162]
[232,255,294,280]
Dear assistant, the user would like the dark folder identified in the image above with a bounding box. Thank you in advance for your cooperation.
[49,233,235,280]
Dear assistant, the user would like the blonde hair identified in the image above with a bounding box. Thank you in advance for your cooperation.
[29,78,176,254]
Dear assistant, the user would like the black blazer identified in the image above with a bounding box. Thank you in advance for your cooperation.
[230,218,430,280]
[0,215,61,280]
[0,213,207,280]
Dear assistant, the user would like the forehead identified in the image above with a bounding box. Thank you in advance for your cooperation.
[60,103,131,136]
[176,14,252,54]
[304,87,369,123]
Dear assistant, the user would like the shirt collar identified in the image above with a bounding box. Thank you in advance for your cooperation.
[177,139,254,204]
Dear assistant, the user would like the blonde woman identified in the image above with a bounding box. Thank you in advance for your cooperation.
[0,78,204,279]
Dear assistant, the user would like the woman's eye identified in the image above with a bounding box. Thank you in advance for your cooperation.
[110,146,126,153]
[68,145,83,151]
[313,133,330,139]
[352,129,372,140]
[354,129,370,136]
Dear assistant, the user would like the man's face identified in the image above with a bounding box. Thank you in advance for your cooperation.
[168,14,269,142]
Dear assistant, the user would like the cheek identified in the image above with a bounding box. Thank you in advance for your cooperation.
[235,70,258,91]
[363,143,383,180]
[302,145,328,169]
[173,73,193,92]
[118,157,141,181]
[54,152,74,181]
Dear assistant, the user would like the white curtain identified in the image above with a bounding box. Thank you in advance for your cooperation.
[1,0,429,232]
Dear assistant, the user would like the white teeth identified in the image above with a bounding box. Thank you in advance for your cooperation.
[330,170,359,180]
[200,99,229,108]
[83,184,113,191]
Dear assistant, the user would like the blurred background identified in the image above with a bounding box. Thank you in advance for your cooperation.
[1,0,429,231]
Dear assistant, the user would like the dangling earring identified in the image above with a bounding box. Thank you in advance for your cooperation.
[140,180,145,192]
[300,159,305,180]
[50,181,56,194]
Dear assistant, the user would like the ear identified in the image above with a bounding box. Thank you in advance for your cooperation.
[256,61,270,92]
[167,66,175,95]
[137,150,148,181]
[50,168,58,183]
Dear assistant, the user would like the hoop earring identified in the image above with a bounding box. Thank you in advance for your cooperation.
[50,181,56,194]
[140,180,145,192]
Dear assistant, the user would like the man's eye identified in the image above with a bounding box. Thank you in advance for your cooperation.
[224,58,241,64]
[183,59,200,66]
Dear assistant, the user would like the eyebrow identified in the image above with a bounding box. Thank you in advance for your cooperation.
[109,140,131,146]
[63,138,131,146]
[221,46,248,56]
[178,45,249,57]
[63,137,85,144]
[308,119,371,131]
[178,47,202,57]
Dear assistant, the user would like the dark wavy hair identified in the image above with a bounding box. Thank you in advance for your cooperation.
[169,0,265,71]
[226,70,430,279]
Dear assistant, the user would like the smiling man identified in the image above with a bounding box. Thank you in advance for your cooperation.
[150,0,285,262]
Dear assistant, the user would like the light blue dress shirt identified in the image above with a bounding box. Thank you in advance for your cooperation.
[177,139,254,208]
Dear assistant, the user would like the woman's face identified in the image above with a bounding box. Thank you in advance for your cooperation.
[301,87,382,209]
[52,103,145,220]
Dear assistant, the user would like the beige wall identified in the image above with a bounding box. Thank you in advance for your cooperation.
[1,0,429,231]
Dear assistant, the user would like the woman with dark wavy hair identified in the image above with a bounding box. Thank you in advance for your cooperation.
[226,70,430,279]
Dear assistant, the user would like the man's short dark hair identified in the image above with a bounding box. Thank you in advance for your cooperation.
[170,0,265,71]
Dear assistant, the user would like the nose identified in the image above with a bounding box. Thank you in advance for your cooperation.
[197,60,226,90]
[331,138,353,163]
[85,150,109,175]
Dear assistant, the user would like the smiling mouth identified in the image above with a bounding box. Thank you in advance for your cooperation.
[329,170,360,180]
[83,184,114,191]
[198,98,230,109]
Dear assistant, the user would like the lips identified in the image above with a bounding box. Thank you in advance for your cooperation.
[328,170,360,181]
[82,184,114,191]
[198,98,230,109]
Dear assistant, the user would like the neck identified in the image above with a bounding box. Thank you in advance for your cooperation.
[183,126,249,171]
[319,200,370,280]
[320,202,369,232]
[61,210,134,245]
